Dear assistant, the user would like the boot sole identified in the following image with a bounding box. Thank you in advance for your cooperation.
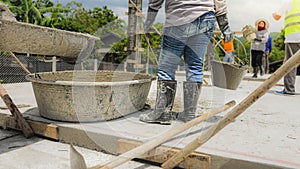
[140,120,171,125]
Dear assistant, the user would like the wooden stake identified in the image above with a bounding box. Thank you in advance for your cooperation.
[161,49,300,169]
[94,100,235,169]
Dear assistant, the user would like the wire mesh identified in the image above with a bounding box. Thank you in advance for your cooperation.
[0,53,158,84]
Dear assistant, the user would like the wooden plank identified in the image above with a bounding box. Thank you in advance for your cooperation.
[136,30,145,35]
[134,64,144,69]
[118,139,210,169]
[134,47,144,52]
[0,113,58,140]
[126,59,137,63]
[124,47,144,52]
[124,11,142,17]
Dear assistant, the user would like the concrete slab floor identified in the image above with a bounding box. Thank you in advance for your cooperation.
[0,73,299,169]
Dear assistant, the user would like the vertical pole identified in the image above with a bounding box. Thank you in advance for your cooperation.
[127,0,137,72]
[135,0,143,70]
[94,58,98,71]
[81,62,84,70]
[146,46,150,74]
[127,0,143,72]
[52,56,57,72]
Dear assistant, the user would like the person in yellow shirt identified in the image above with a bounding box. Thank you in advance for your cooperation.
[273,0,300,95]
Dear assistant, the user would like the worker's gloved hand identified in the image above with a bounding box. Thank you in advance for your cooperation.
[144,7,158,34]
[216,14,234,42]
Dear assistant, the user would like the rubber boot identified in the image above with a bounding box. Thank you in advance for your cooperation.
[252,67,258,78]
[139,80,176,125]
[178,81,202,122]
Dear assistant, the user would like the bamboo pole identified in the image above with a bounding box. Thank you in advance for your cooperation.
[161,49,300,169]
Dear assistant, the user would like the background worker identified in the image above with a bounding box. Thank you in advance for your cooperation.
[273,0,300,95]
[263,34,272,74]
[250,19,270,78]
[139,0,233,124]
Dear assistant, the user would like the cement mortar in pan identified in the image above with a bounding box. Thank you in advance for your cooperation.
[26,71,154,122]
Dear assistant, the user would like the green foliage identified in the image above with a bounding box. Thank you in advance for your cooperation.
[53,1,119,34]
[269,47,285,63]
[1,0,65,24]
[273,29,285,51]
[267,30,285,65]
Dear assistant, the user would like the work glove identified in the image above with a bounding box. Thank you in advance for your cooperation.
[216,14,234,42]
[144,7,158,37]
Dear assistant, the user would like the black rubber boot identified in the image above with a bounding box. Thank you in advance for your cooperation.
[139,80,176,125]
[178,81,202,122]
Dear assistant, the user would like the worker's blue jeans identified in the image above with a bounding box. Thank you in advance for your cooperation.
[157,12,215,82]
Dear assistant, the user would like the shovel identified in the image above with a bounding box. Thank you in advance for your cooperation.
[70,100,236,169]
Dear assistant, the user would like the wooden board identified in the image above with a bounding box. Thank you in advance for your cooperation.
[118,139,210,169]
[0,113,58,140]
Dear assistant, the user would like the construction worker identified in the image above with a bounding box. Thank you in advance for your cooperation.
[273,0,300,95]
[250,19,270,78]
[139,0,233,124]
